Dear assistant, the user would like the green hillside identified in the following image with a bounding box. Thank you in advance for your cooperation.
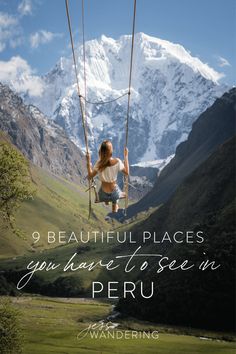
[0,139,112,259]
[118,136,236,331]
[0,163,112,258]
[0,134,151,296]
[0,213,145,296]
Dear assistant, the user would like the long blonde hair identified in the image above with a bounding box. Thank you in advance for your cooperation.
[97,140,113,171]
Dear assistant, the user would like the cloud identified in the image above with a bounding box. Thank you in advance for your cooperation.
[18,0,33,16]
[30,30,63,49]
[0,56,44,97]
[0,12,18,27]
[0,11,22,52]
[217,56,231,67]
[0,11,61,52]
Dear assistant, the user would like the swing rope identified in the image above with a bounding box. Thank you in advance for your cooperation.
[65,0,137,217]
[124,0,137,215]
[81,0,93,218]
[65,0,92,218]
[82,91,128,105]
[81,1,129,108]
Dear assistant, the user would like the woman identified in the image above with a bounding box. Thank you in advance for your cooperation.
[86,140,129,213]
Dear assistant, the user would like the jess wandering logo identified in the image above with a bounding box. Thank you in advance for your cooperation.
[76,321,159,341]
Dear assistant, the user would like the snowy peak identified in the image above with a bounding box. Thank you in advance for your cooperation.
[132,33,222,83]
[85,32,223,86]
[5,32,227,164]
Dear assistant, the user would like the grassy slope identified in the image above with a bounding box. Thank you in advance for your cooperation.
[0,134,155,292]
[0,163,112,259]
[0,225,141,293]
[0,203,156,293]
[5,296,235,354]
[0,132,149,265]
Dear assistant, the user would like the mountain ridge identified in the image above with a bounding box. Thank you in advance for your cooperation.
[3,32,227,164]
[126,87,236,217]
[0,82,87,184]
[117,135,236,331]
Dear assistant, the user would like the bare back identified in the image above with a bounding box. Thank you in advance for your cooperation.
[99,158,121,193]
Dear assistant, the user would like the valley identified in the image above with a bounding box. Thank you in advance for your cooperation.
[2,296,235,354]
[0,32,235,352]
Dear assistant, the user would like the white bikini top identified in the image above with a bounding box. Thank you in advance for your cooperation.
[94,158,124,183]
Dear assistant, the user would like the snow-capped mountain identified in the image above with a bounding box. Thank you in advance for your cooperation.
[19,33,228,163]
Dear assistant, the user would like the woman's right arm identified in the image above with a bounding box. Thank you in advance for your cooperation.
[86,152,98,179]
[123,147,129,175]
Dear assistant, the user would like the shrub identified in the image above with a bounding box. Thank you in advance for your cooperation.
[0,298,24,353]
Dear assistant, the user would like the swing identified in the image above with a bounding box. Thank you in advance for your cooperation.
[65,0,136,216]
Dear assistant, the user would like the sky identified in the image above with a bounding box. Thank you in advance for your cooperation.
[0,0,235,88]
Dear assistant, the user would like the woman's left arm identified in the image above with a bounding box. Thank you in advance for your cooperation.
[86,152,98,179]
[123,147,129,175]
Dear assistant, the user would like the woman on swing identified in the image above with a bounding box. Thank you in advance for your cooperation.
[86,140,129,213]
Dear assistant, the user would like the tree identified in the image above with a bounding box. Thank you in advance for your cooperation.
[0,298,24,354]
[0,142,35,233]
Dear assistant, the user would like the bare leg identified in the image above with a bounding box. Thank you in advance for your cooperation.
[112,203,119,213]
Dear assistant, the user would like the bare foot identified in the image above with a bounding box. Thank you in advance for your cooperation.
[112,204,119,213]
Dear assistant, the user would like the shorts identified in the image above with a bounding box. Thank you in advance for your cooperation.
[98,185,123,205]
